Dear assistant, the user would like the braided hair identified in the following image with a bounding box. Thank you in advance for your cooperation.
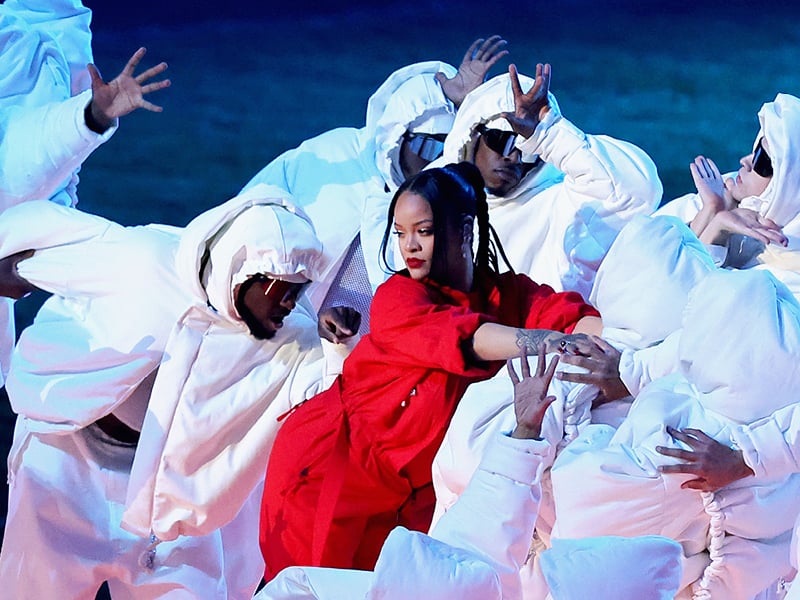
[380,161,513,288]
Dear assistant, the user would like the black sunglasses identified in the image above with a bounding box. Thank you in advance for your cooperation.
[404,132,447,161]
[477,124,518,157]
[752,138,773,178]
[246,273,309,303]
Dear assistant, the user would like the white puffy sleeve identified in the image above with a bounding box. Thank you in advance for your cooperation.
[731,402,800,481]
[0,90,116,209]
[519,111,662,226]
[429,433,553,600]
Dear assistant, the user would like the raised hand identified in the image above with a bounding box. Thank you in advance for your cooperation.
[88,47,171,132]
[656,426,754,492]
[690,156,728,211]
[318,305,362,344]
[507,343,558,440]
[688,155,735,237]
[436,35,509,107]
[499,62,551,139]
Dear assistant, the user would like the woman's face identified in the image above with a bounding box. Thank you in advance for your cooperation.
[393,191,474,290]
[394,191,435,281]
[728,137,773,204]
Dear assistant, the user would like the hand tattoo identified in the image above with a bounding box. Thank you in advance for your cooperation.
[515,329,551,354]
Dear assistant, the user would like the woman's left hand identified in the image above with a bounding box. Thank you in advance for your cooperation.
[548,332,594,355]
[698,207,787,247]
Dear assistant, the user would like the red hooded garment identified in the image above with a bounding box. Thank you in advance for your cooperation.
[260,270,598,578]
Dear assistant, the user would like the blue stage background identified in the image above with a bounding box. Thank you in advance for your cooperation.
[2,3,799,592]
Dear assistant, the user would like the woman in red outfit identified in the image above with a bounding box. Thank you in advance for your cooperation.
[259,162,601,579]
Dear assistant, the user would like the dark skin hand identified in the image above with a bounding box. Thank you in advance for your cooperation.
[435,35,509,107]
[88,47,171,132]
[556,335,631,407]
[317,306,361,344]
[499,62,552,139]
[656,425,754,492]
[507,343,558,440]
[0,250,38,299]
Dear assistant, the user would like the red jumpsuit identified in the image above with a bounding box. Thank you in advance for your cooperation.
[260,270,598,578]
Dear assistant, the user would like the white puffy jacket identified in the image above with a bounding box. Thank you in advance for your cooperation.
[1,184,327,542]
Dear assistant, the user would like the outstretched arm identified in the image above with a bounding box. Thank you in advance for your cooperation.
[429,345,556,599]
[86,47,171,133]
[0,48,170,208]
[468,318,596,362]
[436,35,509,107]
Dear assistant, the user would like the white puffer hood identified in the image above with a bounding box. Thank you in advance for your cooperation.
[679,268,800,423]
[123,186,326,542]
[366,61,457,190]
[0,0,94,109]
[590,215,716,350]
[740,94,800,239]
[0,11,70,109]
[366,527,502,600]
[2,0,94,96]
[258,527,503,600]
[540,535,683,600]
[440,71,564,204]
[175,183,322,324]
